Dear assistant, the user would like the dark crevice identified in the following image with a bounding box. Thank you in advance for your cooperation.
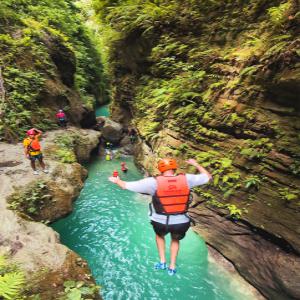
[239,218,300,256]
[208,206,300,256]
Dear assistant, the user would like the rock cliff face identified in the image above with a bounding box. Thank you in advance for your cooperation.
[94,0,300,299]
[0,128,101,299]
[0,0,105,142]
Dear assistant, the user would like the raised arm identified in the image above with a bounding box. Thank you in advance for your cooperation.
[109,176,126,189]
[108,176,156,195]
[33,128,42,137]
[186,159,212,181]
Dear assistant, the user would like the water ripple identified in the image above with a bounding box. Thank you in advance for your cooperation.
[52,157,253,300]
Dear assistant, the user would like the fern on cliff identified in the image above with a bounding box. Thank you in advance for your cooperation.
[0,0,105,142]
[0,256,26,300]
[0,272,25,300]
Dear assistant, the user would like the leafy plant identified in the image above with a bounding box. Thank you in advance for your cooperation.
[240,138,273,160]
[244,175,262,190]
[268,3,290,26]
[222,112,245,126]
[0,0,105,142]
[59,280,100,300]
[290,161,300,176]
[207,199,224,208]
[278,188,299,202]
[225,204,242,219]
[0,256,25,300]
[0,272,25,300]
[239,65,261,77]
[7,181,52,218]
[55,149,77,163]
[207,200,242,219]
[53,134,78,163]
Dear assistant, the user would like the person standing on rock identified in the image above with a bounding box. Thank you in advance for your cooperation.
[56,109,67,128]
[108,158,212,275]
[23,128,49,175]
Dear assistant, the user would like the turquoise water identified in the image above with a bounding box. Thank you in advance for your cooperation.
[96,105,110,117]
[52,157,249,300]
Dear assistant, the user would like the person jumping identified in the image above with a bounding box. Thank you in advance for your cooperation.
[109,158,212,275]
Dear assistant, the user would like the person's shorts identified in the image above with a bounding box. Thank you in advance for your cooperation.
[151,220,190,240]
[29,153,43,161]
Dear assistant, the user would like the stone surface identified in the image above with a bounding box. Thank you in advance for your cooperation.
[101,118,123,144]
[0,127,101,299]
[190,205,300,300]
[206,245,265,300]
[100,1,300,298]
[133,137,300,300]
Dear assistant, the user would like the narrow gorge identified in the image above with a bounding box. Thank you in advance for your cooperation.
[0,0,299,299]
[97,0,300,299]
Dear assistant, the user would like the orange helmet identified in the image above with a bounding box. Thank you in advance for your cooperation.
[157,158,177,173]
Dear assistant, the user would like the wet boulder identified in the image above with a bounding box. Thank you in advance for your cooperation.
[120,135,131,146]
[94,116,107,131]
[101,118,123,144]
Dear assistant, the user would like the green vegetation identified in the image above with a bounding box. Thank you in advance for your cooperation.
[0,255,25,300]
[290,160,300,176]
[268,2,291,26]
[7,181,52,219]
[206,198,243,220]
[0,0,105,141]
[59,280,100,300]
[92,0,297,145]
[0,67,56,139]
[189,150,241,199]
[278,188,300,202]
[54,134,78,163]
[92,0,299,222]
[0,253,100,299]
[240,138,273,160]
[244,175,263,190]
[225,204,243,219]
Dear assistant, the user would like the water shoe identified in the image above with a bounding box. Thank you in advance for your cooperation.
[33,170,39,175]
[154,262,167,270]
[167,268,177,276]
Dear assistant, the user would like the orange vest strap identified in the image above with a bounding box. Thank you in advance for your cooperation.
[28,138,41,151]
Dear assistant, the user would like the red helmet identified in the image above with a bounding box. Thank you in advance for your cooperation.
[26,129,36,136]
[157,158,177,173]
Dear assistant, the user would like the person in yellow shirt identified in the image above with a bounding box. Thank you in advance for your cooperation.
[23,128,48,175]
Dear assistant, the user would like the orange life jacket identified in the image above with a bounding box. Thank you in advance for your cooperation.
[28,138,41,152]
[152,174,190,215]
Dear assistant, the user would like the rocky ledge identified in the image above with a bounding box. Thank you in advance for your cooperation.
[0,127,102,299]
[133,136,300,300]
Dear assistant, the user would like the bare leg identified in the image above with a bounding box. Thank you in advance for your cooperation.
[30,160,36,171]
[169,239,180,269]
[38,158,46,170]
[155,234,166,263]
